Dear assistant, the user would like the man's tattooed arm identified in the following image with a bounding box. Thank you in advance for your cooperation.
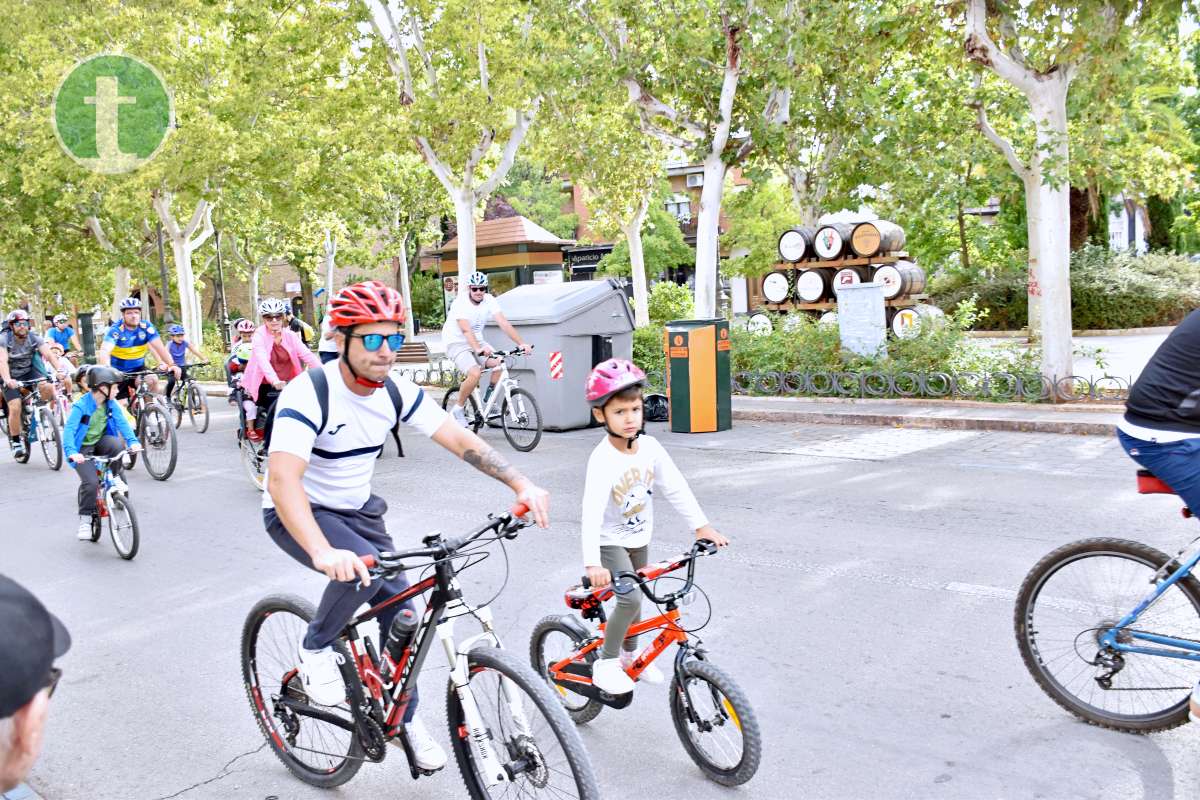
[462,445,521,486]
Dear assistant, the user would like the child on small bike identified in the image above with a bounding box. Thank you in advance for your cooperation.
[63,366,141,541]
[164,324,205,408]
[580,358,728,694]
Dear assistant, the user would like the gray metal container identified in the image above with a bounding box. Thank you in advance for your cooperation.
[484,279,635,431]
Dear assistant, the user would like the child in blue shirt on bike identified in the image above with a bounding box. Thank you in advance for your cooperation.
[580,358,728,695]
[63,366,141,542]
[164,324,205,408]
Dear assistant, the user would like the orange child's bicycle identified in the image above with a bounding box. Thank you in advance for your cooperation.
[529,540,761,786]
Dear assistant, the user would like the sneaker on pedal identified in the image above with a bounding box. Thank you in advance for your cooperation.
[401,715,447,771]
[246,426,264,442]
[1190,682,1200,723]
[10,438,25,458]
[298,645,347,706]
[592,657,635,695]
[76,515,93,541]
[621,651,663,685]
[451,405,469,428]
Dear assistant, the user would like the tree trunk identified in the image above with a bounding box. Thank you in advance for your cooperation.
[786,166,829,228]
[693,152,727,319]
[323,232,337,298]
[397,238,415,338]
[621,198,651,328]
[112,265,131,320]
[250,261,261,315]
[451,188,477,296]
[166,236,199,341]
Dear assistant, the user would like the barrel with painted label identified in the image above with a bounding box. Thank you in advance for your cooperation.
[832,266,866,291]
[871,260,926,300]
[890,304,945,339]
[818,311,839,328]
[850,220,907,257]
[794,269,830,302]
[813,223,854,259]
[664,318,732,433]
[746,312,774,335]
[761,271,792,303]
[777,227,815,262]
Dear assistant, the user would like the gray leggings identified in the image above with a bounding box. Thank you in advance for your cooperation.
[600,544,648,659]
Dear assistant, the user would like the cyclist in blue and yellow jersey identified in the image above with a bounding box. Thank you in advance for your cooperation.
[97,297,180,402]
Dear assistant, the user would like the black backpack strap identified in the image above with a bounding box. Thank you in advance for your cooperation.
[309,366,331,434]
[384,376,404,422]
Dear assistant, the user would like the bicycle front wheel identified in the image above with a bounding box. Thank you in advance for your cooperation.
[187,383,209,433]
[501,388,542,452]
[670,658,761,786]
[447,645,599,800]
[39,408,62,471]
[107,492,139,560]
[240,434,266,491]
[139,403,177,481]
[242,594,363,788]
[1015,537,1200,732]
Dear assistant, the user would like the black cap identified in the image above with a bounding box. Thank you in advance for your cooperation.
[0,575,70,717]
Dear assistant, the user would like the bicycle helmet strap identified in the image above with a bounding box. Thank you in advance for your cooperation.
[341,335,385,389]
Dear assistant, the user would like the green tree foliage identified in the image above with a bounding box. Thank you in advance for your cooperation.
[596,208,690,279]
[494,160,577,239]
[720,171,797,277]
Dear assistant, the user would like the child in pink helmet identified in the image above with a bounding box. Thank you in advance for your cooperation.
[580,358,729,695]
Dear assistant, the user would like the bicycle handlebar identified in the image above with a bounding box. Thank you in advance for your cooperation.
[84,450,128,465]
[582,539,720,605]
[360,503,532,575]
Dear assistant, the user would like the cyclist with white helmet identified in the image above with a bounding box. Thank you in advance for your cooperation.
[97,296,179,401]
[240,298,320,440]
[440,272,531,427]
[1,309,66,458]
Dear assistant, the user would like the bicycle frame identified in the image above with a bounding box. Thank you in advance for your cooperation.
[469,358,520,420]
[1098,541,1200,662]
[549,606,691,686]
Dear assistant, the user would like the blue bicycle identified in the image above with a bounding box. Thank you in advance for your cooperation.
[1016,469,1200,732]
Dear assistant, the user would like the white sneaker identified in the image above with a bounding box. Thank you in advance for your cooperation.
[621,651,664,685]
[592,657,635,695]
[451,405,469,428]
[76,515,93,541]
[402,715,447,771]
[298,645,347,706]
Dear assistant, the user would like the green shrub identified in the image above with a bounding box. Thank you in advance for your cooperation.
[410,271,446,330]
[632,325,664,377]
[646,281,693,325]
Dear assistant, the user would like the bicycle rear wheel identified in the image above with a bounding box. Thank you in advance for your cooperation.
[187,383,209,433]
[529,615,603,724]
[1015,537,1200,732]
[448,645,599,800]
[669,659,761,786]
[501,388,542,452]
[442,386,482,432]
[242,594,363,788]
[107,492,139,560]
[240,432,266,491]
[139,402,177,480]
[38,408,62,471]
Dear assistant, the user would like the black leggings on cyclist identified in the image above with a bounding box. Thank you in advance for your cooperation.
[263,494,420,722]
[164,365,190,402]
[76,435,125,515]
[253,387,279,431]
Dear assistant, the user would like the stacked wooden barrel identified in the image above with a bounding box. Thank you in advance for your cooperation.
[755,218,943,338]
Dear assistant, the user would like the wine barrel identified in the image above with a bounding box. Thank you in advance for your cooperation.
[871,261,926,300]
[794,269,830,302]
[782,313,805,332]
[832,266,866,291]
[777,227,814,262]
[818,311,838,328]
[761,271,792,304]
[813,223,854,259]
[850,220,907,257]
[890,304,945,339]
[747,312,774,336]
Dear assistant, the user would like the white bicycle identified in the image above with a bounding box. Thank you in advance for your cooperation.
[442,349,543,452]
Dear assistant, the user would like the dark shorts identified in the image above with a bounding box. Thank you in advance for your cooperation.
[3,370,40,403]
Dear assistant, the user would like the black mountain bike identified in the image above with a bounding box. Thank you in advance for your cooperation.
[169,362,210,433]
[241,504,600,798]
[120,370,178,480]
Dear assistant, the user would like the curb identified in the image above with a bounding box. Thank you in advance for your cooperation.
[733,395,1123,415]
[732,407,1115,436]
[968,325,1175,338]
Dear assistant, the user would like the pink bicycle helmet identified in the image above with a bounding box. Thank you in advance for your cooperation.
[586,359,646,407]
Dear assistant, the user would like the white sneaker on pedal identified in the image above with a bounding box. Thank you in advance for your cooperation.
[592,657,635,695]
[298,645,347,706]
[76,515,93,541]
[621,651,664,685]
[403,715,447,771]
[451,405,469,428]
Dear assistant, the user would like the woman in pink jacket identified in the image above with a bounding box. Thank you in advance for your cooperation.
[241,298,320,440]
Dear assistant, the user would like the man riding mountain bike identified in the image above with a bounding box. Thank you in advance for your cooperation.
[97,297,179,403]
[263,280,550,771]
[440,272,531,428]
[1,309,66,458]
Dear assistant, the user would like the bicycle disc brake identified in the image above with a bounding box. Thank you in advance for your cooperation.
[504,734,549,787]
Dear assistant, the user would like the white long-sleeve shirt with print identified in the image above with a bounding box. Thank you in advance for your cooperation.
[581,434,708,567]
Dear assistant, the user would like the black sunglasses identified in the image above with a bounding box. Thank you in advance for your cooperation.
[469,287,486,293]
[262,314,283,321]
[348,332,405,352]
[46,666,62,699]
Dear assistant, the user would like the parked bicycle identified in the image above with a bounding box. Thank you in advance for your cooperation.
[120,370,178,481]
[168,361,210,433]
[441,349,543,452]
[241,504,600,798]
[530,539,761,786]
[6,377,63,470]
[1015,468,1200,732]
[82,450,139,560]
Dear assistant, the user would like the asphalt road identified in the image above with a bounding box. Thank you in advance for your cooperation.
[5,402,1200,799]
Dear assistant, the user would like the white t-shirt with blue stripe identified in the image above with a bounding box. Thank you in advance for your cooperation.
[264,361,448,510]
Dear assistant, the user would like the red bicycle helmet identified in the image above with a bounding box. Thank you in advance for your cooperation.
[328,280,406,328]
[586,358,646,407]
